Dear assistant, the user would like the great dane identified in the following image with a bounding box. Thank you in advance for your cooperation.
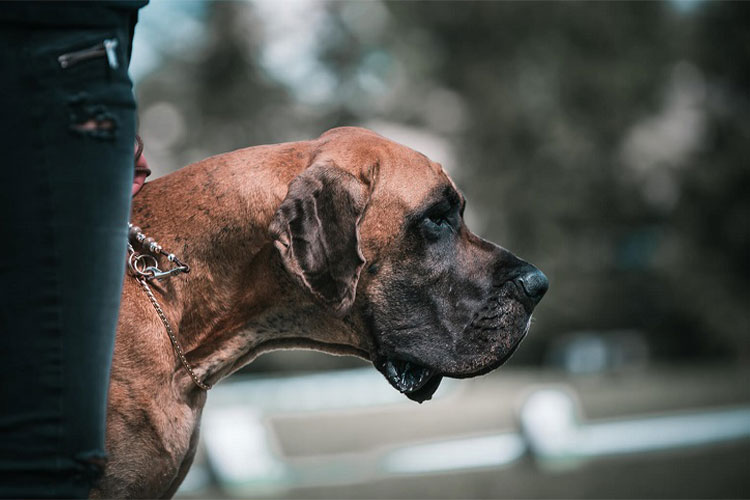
[93,127,548,497]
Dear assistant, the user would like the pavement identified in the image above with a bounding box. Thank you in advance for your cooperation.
[176,362,750,499]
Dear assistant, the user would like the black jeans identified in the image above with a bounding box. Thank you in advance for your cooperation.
[0,21,136,498]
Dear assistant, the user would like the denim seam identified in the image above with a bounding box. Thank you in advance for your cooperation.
[28,54,67,493]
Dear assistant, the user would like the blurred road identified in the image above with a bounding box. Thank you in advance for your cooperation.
[176,364,750,499]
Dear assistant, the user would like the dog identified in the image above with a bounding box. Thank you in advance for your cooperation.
[92,127,548,498]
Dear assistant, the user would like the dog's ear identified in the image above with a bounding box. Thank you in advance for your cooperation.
[269,164,371,316]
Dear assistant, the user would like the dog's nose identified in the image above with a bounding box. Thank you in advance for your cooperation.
[516,267,549,304]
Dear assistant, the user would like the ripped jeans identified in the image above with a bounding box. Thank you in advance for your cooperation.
[0,23,135,498]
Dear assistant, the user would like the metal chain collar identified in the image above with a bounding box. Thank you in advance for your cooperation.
[127,223,190,280]
[127,223,211,391]
[134,276,211,391]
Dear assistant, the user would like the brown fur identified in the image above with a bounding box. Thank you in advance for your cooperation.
[93,127,545,498]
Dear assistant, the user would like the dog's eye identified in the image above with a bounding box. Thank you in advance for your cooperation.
[422,213,454,238]
[428,215,450,227]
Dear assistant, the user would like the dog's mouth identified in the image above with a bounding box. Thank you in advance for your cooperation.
[374,316,530,403]
[372,278,541,403]
[378,358,444,403]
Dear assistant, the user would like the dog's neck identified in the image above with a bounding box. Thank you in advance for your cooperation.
[130,147,372,394]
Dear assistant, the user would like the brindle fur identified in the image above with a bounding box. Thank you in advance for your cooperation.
[93,127,543,498]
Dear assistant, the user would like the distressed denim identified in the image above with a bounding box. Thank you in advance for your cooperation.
[0,18,137,498]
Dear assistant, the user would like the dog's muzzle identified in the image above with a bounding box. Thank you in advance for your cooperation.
[375,267,548,403]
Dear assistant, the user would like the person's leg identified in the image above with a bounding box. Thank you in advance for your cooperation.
[0,24,135,498]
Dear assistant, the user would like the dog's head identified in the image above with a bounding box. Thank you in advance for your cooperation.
[270,127,548,402]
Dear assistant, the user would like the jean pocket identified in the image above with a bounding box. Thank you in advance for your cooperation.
[57,38,120,71]
[32,31,134,101]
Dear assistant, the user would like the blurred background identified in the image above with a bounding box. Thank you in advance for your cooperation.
[130,1,749,498]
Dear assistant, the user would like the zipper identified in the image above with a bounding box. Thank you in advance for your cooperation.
[58,38,119,70]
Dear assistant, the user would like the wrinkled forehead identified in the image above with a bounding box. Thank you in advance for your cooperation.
[315,130,456,211]
[376,144,452,210]
[358,140,463,251]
